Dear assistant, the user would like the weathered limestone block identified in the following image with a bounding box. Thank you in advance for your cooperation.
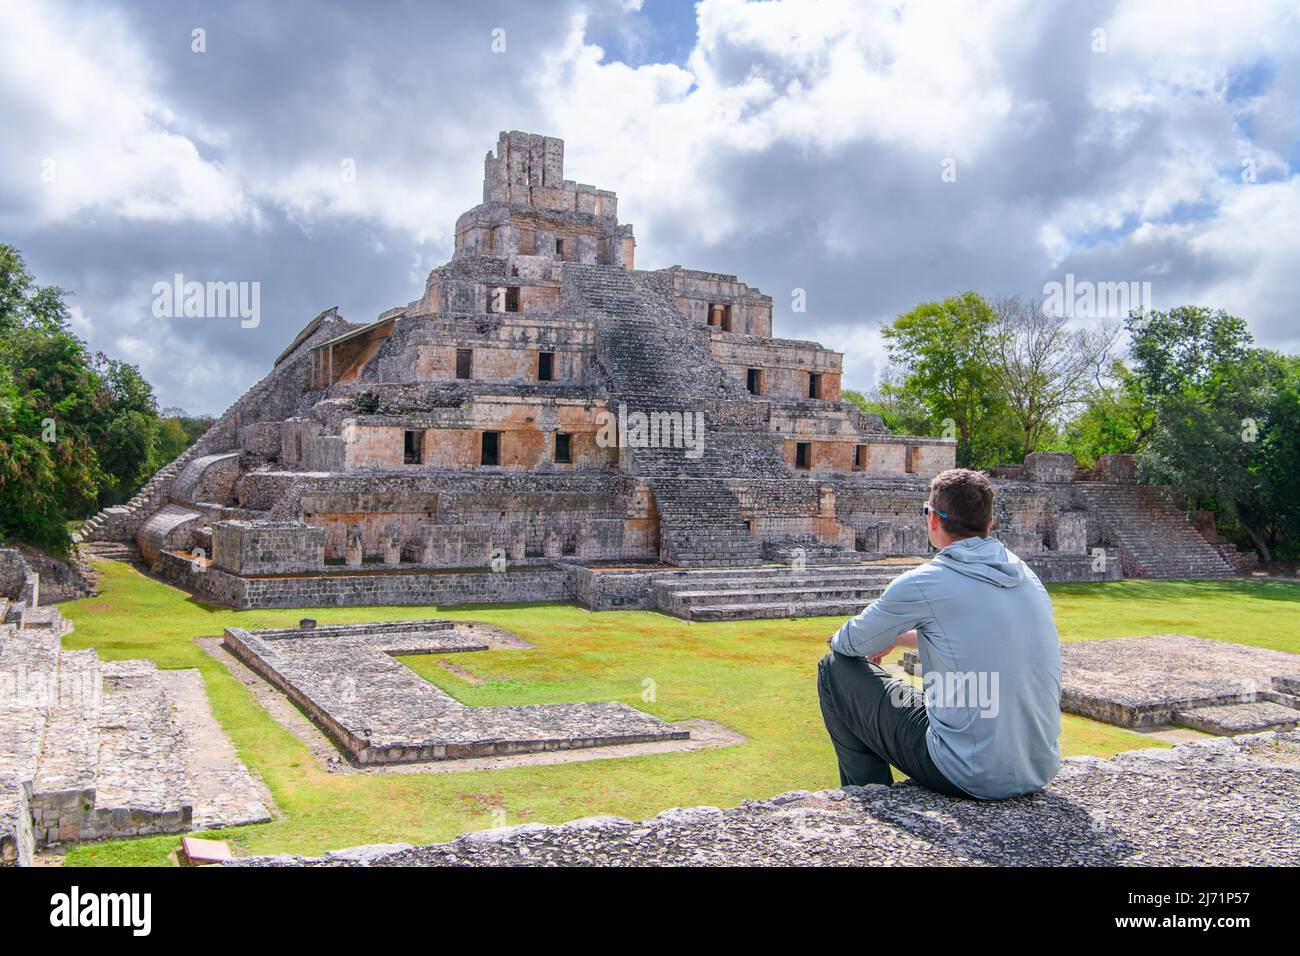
[544,529,562,559]
[382,524,402,566]
[1094,453,1137,483]
[345,525,363,568]
[212,521,325,574]
[1022,452,1076,484]
[999,530,1042,555]
[1049,512,1087,555]
[817,484,836,517]
[238,421,283,458]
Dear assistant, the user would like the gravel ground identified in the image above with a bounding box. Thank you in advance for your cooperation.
[231,729,1300,867]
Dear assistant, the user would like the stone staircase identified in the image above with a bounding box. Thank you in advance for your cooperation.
[76,454,194,544]
[1076,484,1236,579]
[568,263,791,480]
[652,559,926,621]
[565,264,797,564]
[648,478,762,568]
[78,540,147,568]
[1172,700,1300,735]
[77,310,350,547]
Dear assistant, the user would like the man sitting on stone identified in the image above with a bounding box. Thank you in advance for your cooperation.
[817,467,1061,800]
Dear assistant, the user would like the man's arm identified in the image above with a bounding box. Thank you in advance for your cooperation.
[828,575,931,659]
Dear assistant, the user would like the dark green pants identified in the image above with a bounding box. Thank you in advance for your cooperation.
[817,652,970,798]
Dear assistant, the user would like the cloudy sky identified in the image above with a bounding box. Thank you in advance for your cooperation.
[2,0,1297,413]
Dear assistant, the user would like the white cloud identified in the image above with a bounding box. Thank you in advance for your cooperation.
[3,0,1297,408]
[0,0,253,227]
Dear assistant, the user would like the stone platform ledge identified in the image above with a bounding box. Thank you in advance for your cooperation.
[223,620,687,764]
[1061,634,1300,729]
[230,730,1300,867]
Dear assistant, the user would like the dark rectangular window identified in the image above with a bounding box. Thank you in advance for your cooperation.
[554,432,572,464]
[538,351,555,381]
[808,373,821,399]
[403,430,424,465]
[854,444,867,471]
[795,442,812,470]
[555,238,565,259]
[456,348,473,380]
[481,431,500,466]
[505,286,520,313]
[905,445,919,474]
[746,368,761,394]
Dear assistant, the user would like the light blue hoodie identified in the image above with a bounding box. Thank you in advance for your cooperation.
[830,536,1061,799]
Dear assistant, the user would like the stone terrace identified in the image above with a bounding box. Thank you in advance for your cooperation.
[1,613,270,867]
[222,620,686,764]
[1061,634,1300,733]
[232,730,1300,866]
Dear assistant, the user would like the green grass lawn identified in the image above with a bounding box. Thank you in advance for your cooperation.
[55,560,1300,866]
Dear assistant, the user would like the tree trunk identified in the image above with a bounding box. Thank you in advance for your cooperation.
[1244,525,1272,565]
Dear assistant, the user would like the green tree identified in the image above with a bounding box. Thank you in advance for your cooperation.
[93,356,162,505]
[0,244,171,550]
[1129,307,1288,562]
[1256,358,1300,558]
[880,292,1010,467]
[1061,360,1156,466]
[990,294,1117,456]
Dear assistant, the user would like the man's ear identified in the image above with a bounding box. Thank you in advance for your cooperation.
[987,516,997,532]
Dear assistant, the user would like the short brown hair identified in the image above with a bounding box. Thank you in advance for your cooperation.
[929,468,995,538]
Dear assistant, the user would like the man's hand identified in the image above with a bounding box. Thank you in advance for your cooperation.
[865,650,887,666]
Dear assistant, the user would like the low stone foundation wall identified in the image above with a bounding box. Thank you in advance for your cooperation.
[223,619,686,763]
[563,563,664,611]
[155,550,570,609]
[1024,554,1123,583]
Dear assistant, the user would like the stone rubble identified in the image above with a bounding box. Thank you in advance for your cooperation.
[231,730,1300,867]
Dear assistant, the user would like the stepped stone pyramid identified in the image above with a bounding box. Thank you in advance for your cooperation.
[78,130,1237,618]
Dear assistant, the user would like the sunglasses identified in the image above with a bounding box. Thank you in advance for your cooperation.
[921,502,950,520]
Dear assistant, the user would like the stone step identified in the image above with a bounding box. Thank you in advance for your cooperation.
[1173,700,1300,736]
[1076,484,1237,580]
[32,651,101,796]
[685,599,874,622]
[653,559,921,619]
[666,584,888,609]
[90,660,192,838]
[0,625,63,864]
[653,563,921,587]
[29,650,102,845]
[158,668,272,832]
